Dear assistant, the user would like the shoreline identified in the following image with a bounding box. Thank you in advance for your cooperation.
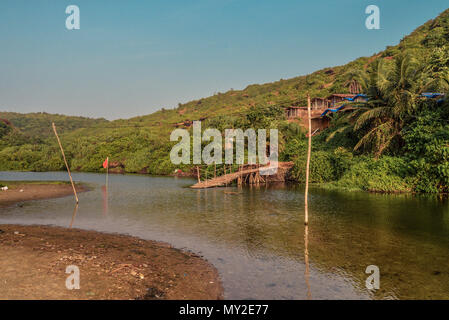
[0,224,223,300]
[0,174,442,196]
[0,181,88,208]
[0,171,425,195]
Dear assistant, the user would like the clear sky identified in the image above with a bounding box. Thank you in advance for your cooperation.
[0,0,448,120]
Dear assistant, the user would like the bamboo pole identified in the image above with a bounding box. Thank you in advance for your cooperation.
[238,165,242,186]
[304,95,312,225]
[69,204,79,229]
[197,166,200,183]
[304,224,312,299]
[225,165,229,187]
[52,123,79,204]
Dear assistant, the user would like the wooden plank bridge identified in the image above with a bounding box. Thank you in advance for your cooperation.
[190,162,294,189]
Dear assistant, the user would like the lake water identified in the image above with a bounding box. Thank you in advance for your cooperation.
[1,171,449,299]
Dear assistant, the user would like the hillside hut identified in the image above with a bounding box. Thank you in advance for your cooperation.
[311,116,330,131]
[285,106,304,119]
[310,97,330,110]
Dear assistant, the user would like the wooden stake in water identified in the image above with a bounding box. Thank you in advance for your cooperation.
[52,123,79,204]
[304,95,312,225]
[304,224,312,299]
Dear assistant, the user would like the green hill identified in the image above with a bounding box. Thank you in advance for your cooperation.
[1,8,448,192]
[118,8,449,126]
[0,112,108,139]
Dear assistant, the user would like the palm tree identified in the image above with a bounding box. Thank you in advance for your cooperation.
[423,46,449,92]
[340,52,426,156]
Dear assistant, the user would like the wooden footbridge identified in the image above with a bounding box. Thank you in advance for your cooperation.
[190,162,294,189]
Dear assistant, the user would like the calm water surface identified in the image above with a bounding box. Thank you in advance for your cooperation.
[1,171,449,299]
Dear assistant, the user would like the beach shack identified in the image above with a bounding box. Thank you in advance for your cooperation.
[285,106,304,119]
[311,116,330,132]
[310,97,330,110]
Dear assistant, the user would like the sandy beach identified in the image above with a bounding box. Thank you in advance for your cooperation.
[0,181,86,208]
[0,224,223,300]
[0,182,223,300]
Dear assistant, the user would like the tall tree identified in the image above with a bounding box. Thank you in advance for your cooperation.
[343,52,427,156]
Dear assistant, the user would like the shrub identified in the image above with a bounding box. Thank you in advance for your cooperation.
[330,156,411,193]
[290,151,336,183]
[281,138,307,162]
[402,110,449,193]
[332,147,354,179]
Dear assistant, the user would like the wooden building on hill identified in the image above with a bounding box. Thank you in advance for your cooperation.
[285,106,305,119]
[310,97,330,110]
[311,116,330,132]
[284,106,330,132]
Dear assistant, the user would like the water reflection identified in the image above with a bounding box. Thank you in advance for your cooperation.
[1,171,449,299]
[304,224,312,300]
[102,185,108,217]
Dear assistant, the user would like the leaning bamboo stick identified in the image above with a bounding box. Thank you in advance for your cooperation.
[52,123,79,204]
[69,204,79,228]
[304,95,312,225]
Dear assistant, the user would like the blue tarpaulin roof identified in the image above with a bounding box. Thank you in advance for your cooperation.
[320,92,446,118]
[343,94,368,102]
[320,104,348,117]
[421,92,445,99]
[320,94,367,117]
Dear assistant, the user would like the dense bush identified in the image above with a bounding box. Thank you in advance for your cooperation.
[402,108,449,193]
[332,147,354,179]
[329,156,411,193]
[290,151,336,183]
[289,147,355,184]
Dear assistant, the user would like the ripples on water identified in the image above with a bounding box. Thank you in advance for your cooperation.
[1,171,449,299]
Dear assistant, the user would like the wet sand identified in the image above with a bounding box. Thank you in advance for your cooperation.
[0,225,223,300]
[0,181,86,208]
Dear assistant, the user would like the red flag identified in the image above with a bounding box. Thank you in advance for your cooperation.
[103,158,108,169]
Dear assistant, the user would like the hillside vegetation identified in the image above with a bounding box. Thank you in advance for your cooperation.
[1,8,448,193]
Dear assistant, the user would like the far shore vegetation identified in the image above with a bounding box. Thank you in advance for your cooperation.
[1,9,449,194]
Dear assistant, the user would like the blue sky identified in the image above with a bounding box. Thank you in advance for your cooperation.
[0,0,448,120]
